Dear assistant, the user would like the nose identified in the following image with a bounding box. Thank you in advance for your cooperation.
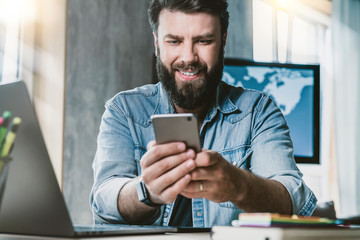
[180,42,198,63]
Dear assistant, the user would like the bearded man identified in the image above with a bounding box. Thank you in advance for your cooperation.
[90,0,317,227]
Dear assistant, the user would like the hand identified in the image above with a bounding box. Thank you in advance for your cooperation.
[140,141,196,205]
[181,150,244,203]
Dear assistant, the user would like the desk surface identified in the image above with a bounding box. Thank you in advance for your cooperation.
[0,233,210,240]
[2,227,360,240]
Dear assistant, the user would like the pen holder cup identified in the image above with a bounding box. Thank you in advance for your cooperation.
[0,157,12,211]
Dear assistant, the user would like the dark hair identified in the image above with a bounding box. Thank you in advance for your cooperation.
[148,0,229,36]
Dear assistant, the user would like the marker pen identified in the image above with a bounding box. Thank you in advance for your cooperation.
[0,117,21,158]
[0,111,11,150]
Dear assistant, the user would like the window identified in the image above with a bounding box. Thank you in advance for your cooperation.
[252,0,332,202]
[253,0,273,61]
[0,0,36,84]
[253,0,329,64]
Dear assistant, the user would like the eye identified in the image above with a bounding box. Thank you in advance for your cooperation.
[166,40,180,45]
[198,39,213,45]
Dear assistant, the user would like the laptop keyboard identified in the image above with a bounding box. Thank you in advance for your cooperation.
[73,224,178,236]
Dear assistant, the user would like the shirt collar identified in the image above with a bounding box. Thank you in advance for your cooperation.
[203,82,239,123]
[156,81,239,117]
[215,81,239,114]
[157,83,176,114]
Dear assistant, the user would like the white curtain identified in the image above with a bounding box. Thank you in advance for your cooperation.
[333,0,360,218]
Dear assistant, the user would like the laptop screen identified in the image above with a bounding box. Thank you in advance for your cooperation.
[0,81,75,236]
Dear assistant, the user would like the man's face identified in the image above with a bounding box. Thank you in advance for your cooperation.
[154,9,226,110]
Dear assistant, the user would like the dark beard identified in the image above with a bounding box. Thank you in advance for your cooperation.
[156,48,224,110]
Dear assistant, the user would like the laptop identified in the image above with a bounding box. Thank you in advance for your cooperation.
[0,81,210,237]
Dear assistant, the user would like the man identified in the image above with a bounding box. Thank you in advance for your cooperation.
[90,0,317,227]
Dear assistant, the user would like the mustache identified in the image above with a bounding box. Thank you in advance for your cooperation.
[171,61,207,72]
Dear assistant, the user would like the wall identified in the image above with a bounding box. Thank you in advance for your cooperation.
[32,0,67,187]
[64,0,154,223]
[332,0,360,217]
[226,0,253,59]
[64,0,253,224]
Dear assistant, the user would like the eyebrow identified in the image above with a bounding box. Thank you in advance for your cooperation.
[163,34,183,40]
[163,33,216,40]
[193,34,216,41]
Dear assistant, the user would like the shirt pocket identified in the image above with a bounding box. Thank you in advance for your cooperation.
[219,145,252,169]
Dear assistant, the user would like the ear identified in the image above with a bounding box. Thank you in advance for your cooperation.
[222,32,228,48]
[153,32,158,57]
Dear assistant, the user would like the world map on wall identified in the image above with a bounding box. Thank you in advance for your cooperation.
[222,66,314,157]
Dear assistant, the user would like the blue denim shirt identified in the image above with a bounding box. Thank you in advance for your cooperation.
[90,81,317,227]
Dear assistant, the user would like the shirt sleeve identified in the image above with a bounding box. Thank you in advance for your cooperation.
[250,94,317,216]
[90,99,139,224]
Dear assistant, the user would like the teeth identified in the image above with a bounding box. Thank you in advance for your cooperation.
[179,70,198,76]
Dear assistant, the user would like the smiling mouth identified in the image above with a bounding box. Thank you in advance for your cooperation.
[178,70,199,76]
[176,70,201,81]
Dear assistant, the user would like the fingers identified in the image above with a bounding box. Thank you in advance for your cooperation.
[147,140,156,150]
[153,174,192,204]
[141,142,187,168]
[184,180,206,192]
[186,150,222,181]
[190,166,214,181]
[144,158,196,204]
[182,180,206,193]
[143,150,196,184]
[181,180,210,199]
[140,145,229,203]
[140,141,197,203]
[142,148,196,180]
[182,153,242,203]
[193,150,218,168]
[190,154,230,182]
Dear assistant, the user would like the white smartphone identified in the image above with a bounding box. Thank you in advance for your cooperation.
[151,113,201,153]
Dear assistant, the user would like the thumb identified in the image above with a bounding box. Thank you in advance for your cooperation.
[147,140,156,150]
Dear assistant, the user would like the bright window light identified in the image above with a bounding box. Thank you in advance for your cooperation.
[0,0,36,83]
[253,0,274,62]
[0,0,36,24]
[291,17,317,63]
[277,10,288,63]
[278,0,291,10]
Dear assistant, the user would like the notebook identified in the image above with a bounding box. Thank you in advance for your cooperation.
[0,81,210,237]
[212,226,360,240]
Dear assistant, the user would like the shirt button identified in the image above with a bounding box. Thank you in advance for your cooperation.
[164,213,168,218]
[197,212,202,217]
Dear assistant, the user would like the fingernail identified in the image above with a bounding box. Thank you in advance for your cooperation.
[186,159,194,168]
[186,149,194,158]
[178,143,186,151]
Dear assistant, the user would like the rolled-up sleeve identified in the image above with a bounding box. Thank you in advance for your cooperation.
[90,99,138,224]
[250,94,317,215]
